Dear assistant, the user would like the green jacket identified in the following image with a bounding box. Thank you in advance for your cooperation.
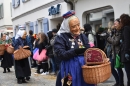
[0,39,12,44]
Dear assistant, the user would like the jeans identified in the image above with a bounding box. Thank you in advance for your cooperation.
[124,62,130,86]
[111,58,124,85]
[50,57,56,72]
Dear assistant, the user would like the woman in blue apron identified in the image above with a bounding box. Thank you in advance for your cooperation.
[54,10,95,86]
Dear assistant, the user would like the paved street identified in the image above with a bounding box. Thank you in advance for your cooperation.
[0,65,127,86]
[0,67,56,86]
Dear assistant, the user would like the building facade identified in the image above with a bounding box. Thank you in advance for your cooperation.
[12,0,71,35]
[74,0,129,85]
[0,0,13,37]
[74,0,130,31]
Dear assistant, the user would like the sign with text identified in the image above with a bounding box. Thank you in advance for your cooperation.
[48,4,61,16]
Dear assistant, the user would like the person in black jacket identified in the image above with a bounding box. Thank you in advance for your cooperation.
[120,14,130,86]
[107,18,124,86]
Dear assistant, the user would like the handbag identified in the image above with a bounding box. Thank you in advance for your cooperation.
[33,49,48,61]
[115,54,124,68]
[33,48,38,55]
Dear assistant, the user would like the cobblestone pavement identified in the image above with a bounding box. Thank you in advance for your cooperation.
[0,66,116,86]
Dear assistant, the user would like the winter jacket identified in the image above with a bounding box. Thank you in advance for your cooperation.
[107,29,122,59]
[120,26,130,62]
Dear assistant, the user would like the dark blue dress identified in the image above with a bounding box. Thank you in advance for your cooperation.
[14,37,31,79]
[54,33,95,86]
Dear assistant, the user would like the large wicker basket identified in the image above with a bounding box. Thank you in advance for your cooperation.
[14,46,31,60]
[0,44,5,55]
[82,48,111,84]
[7,46,14,54]
[82,62,111,84]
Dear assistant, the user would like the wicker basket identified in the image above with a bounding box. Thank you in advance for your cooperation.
[7,46,14,54]
[82,62,111,84]
[0,44,5,55]
[14,46,31,60]
[82,48,111,84]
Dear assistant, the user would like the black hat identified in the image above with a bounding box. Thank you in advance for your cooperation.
[52,29,58,33]
[84,24,92,32]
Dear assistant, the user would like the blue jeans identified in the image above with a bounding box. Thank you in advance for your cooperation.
[111,58,124,85]
[50,57,56,72]
[124,62,130,86]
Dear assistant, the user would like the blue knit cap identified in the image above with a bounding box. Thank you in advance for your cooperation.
[62,10,75,18]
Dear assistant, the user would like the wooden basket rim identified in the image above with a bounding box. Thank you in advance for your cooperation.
[82,62,111,68]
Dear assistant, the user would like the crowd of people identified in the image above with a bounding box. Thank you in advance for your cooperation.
[0,10,130,86]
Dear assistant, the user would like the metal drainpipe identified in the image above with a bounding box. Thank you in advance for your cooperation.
[64,0,74,10]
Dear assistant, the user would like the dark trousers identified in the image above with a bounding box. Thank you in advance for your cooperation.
[42,62,48,73]
[124,62,130,86]
[56,71,61,86]
[111,59,124,85]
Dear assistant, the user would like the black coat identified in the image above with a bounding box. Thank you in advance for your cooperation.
[14,37,31,78]
[120,26,130,62]
[1,51,13,68]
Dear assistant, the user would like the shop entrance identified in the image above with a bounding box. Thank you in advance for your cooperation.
[82,6,114,50]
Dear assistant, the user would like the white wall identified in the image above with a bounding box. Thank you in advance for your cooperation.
[12,0,55,18]
[0,0,12,29]
[4,0,12,25]
[75,0,130,26]
[12,2,70,33]
[0,0,5,26]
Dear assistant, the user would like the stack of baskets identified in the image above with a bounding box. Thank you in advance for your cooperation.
[82,48,111,84]
[0,44,5,55]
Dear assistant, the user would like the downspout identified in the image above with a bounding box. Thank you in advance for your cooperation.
[64,0,74,10]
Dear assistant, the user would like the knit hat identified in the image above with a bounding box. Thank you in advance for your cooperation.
[62,10,75,18]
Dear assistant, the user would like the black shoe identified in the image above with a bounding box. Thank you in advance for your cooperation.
[22,79,27,83]
[119,84,124,86]
[17,79,22,84]
[7,68,10,72]
[3,68,6,73]
[26,77,30,81]
[3,71,6,73]
[113,83,119,86]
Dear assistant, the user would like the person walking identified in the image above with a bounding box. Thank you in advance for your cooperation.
[14,26,31,84]
[0,34,13,73]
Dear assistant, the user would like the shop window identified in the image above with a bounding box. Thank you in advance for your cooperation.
[30,22,34,32]
[38,19,43,32]
[0,3,4,19]
[35,21,38,34]
[12,0,20,8]
[15,26,19,35]
[43,18,49,34]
